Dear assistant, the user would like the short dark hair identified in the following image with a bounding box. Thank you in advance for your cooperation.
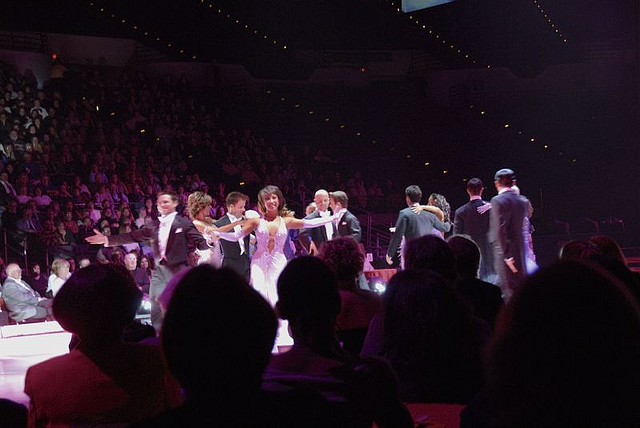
[162,266,277,396]
[404,235,458,283]
[447,235,481,280]
[405,185,422,203]
[226,191,248,207]
[466,178,483,195]
[157,189,179,202]
[329,190,349,208]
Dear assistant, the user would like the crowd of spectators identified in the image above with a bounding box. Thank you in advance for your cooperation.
[0,60,400,274]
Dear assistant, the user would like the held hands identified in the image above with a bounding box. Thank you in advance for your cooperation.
[385,255,394,265]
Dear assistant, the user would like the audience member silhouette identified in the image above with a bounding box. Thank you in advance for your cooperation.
[404,234,459,284]
[263,257,412,428]
[134,265,330,427]
[363,269,488,404]
[448,235,503,327]
[318,236,382,355]
[24,264,181,426]
[462,261,640,426]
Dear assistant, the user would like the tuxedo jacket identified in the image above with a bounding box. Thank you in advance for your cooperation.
[2,277,41,321]
[298,210,337,252]
[335,210,362,243]
[215,215,251,280]
[454,199,495,279]
[108,215,207,269]
[489,190,529,289]
[387,207,448,258]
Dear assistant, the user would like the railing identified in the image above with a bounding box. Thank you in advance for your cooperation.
[0,31,48,52]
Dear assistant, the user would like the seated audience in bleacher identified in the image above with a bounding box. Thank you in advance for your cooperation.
[263,257,413,428]
[24,264,181,427]
[134,265,330,427]
[318,236,382,355]
[462,261,640,426]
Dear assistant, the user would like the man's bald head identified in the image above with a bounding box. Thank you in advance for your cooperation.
[6,263,22,279]
[314,189,330,212]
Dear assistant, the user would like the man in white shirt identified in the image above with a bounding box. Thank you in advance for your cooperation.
[86,190,209,333]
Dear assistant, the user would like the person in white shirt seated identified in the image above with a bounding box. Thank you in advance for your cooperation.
[47,258,70,297]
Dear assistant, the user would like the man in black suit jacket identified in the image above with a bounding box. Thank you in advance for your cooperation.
[329,191,361,243]
[488,169,529,302]
[299,189,337,256]
[453,178,497,283]
[86,190,209,332]
[386,185,448,266]
[215,192,251,282]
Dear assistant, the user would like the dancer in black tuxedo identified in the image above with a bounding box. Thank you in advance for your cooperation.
[453,178,496,283]
[386,185,448,266]
[329,191,361,242]
[86,189,209,332]
[215,192,251,282]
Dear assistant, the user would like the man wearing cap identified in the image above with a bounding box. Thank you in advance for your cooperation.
[488,168,529,302]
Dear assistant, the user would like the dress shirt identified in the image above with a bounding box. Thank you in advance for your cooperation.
[227,213,245,254]
[318,210,333,240]
[334,208,347,227]
[158,212,178,259]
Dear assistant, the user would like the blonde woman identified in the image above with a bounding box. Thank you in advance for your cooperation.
[187,191,241,267]
[47,258,71,297]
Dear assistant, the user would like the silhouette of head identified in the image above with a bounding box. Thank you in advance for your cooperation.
[404,235,458,283]
[487,261,640,426]
[162,266,277,400]
[53,264,142,341]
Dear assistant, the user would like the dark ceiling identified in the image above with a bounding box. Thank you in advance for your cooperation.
[2,0,637,78]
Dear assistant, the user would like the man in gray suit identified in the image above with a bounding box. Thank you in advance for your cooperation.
[488,168,529,302]
[386,185,449,266]
[2,263,52,322]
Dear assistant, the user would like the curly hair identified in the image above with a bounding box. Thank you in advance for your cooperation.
[318,237,364,285]
[257,185,293,217]
[429,193,451,223]
[187,191,212,220]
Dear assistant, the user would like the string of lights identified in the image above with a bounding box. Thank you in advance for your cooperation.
[85,1,199,60]
[381,1,576,166]
[385,0,490,69]
[532,0,568,43]
[84,0,576,171]
[194,0,289,51]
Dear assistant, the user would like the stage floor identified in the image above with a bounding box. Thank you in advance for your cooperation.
[0,322,71,406]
